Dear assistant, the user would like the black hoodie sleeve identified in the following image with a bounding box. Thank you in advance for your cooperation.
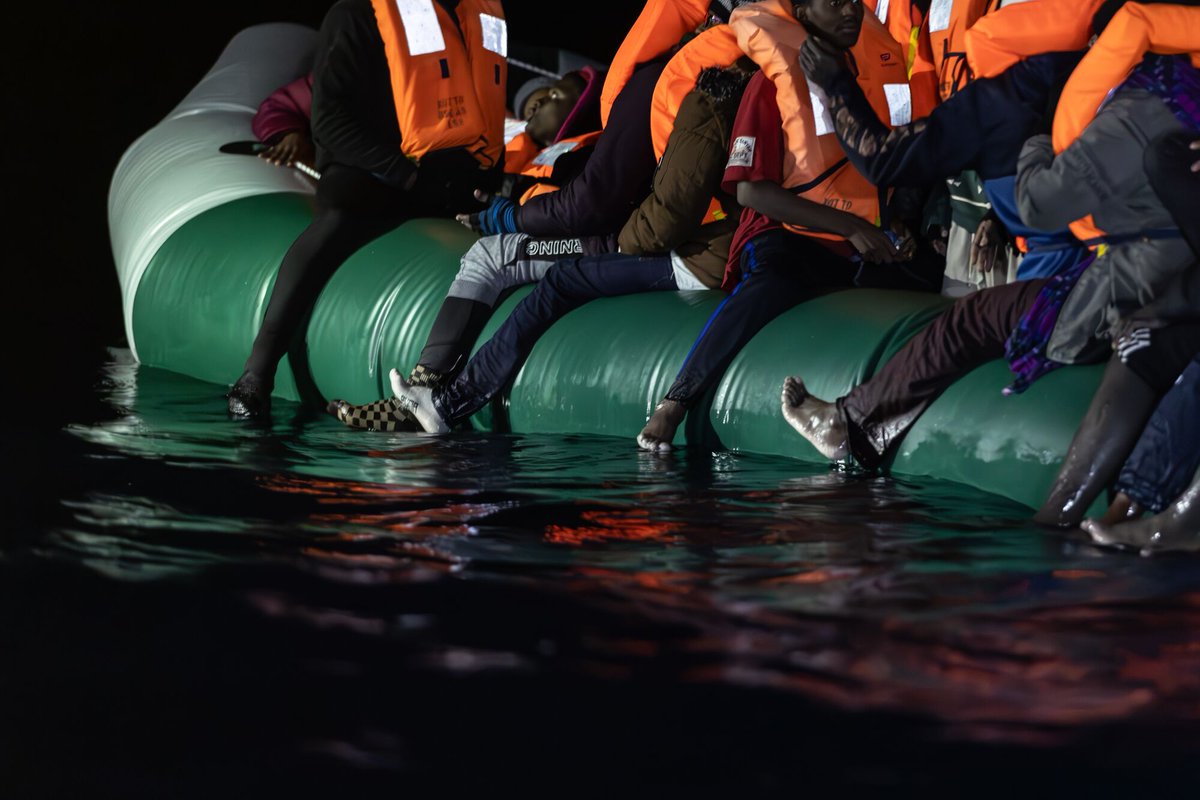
[310,0,416,189]
[513,59,667,237]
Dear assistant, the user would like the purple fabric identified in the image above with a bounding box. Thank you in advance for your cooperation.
[252,73,314,144]
[1123,54,1200,134]
[1002,252,1097,395]
[555,65,603,142]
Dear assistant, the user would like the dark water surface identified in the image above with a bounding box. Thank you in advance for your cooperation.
[5,349,1200,796]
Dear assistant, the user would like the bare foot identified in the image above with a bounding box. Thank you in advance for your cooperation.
[637,398,686,452]
[780,376,848,461]
[389,368,450,433]
[1083,480,1200,554]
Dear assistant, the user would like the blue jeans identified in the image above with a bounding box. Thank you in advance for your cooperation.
[433,252,677,423]
[1117,356,1200,513]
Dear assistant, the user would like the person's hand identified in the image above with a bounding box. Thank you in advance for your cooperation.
[970,217,1005,274]
[457,193,517,235]
[845,219,900,264]
[258,131,314,168]
[889,221,918,261]
[928,224,949,257]
[1191,139,1199,172]
[799,36,848,93]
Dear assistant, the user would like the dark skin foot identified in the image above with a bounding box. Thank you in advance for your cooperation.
[637,398,686,452]
[1098,492,1143,526]
[1083,479,1200,554]
[780,376,848,461]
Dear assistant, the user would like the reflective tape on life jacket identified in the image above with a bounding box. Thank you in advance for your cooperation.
[599,0,715,128]
[926,0,991,99]
[730,0,910,240]
[1052,2,1200,243]
[966,0,1106,81]
[370,0,507,167]
[864,0,940,118]
[512,131,602,205]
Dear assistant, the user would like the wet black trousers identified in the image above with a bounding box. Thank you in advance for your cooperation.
[242,164,415,381]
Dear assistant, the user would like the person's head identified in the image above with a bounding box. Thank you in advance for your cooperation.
[792,0,864,50]
[525,71,588,147]
[512,75,555,121]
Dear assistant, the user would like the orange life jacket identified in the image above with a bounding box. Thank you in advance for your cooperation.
[370,0,507,168]
[600,0,715,128]
[648,23,747,225]
[864,0,940,118]
[730,0,910,240]
[1051,2,1200,244]
[503,131,542,175]
[925,0,992,100]
[513,131,604,205]
[966,0,1107,81]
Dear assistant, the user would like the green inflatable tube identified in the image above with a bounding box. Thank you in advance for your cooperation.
[129,193,1108,511]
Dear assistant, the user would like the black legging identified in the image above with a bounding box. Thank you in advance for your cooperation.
[242,163,415,379]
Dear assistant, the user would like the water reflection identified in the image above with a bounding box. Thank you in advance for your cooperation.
[22,352,1200,767]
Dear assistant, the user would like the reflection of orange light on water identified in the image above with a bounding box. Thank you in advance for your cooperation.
[545,508,681,546]
[1052,570,1108,580]
[258,474,468,502]
[764,568,856,585]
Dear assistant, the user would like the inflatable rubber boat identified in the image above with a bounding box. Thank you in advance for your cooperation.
[108,23,1106,510]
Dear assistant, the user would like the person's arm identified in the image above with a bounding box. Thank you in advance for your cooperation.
[515,60,665,237]
[618,90,729,255]
[736,180,900,263]
[1015,94,1158,232]
[309,1,415,189]
[252,73,314,143]
[799,38,984,188]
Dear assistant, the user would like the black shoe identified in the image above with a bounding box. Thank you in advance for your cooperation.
[227,372,271,418]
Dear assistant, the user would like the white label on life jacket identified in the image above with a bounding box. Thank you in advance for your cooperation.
[929,0,953,33]
[727,136,756,168]
[396,0,445,56]
[874,0,890,24]
[810,86,835,137]
[883,83,912,126]
[479,13,508,57]
[532,140,580,167]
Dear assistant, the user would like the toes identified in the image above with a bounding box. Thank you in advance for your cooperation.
[637,434,668,452]
[389,368,405,397]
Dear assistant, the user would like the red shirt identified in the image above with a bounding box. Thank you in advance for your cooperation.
[719,71,854,291]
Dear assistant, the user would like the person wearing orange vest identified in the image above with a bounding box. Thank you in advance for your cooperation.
[637,0,939,452]
[227,0,508,419]
[779,0,1200,532]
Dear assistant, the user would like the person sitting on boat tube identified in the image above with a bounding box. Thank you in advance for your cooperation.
[226,0,508,418]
